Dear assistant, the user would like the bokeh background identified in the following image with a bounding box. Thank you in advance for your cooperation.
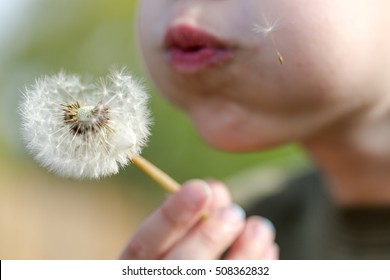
[0,0,309,259]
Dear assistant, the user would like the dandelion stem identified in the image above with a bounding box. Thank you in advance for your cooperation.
[131,155,181,193]
[131,155,209,219]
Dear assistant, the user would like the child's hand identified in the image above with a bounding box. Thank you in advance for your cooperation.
[119,180,278,260]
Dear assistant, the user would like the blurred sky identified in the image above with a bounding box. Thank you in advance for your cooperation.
[0,0,25,38]
[0,0,32,153]
[0,0,31,58]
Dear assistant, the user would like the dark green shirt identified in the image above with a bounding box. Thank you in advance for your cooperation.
[246,171,390,259]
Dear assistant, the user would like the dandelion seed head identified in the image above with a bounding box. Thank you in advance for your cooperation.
[20,68,152,179]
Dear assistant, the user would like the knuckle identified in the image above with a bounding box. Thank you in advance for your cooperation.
[125,237,148,259]
[160,202,187,231]
[198,226,224,248]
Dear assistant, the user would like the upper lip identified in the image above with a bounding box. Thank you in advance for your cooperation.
[164,24,229,50]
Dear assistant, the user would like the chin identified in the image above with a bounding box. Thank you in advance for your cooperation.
[194,124,286,152]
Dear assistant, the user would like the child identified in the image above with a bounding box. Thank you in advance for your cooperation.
[120,0,390,259]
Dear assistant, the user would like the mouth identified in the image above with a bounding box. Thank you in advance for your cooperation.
[164,25,234,74]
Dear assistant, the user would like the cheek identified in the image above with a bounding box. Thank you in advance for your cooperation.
[274,1,376,95]
[137,0,170,50]
[137,1,172,91]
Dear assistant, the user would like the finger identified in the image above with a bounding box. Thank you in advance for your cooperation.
[225,216,277,260]
[206,179,232,210]
[265,243,279,260]
[163,204,246,259]
[119,180,211,259]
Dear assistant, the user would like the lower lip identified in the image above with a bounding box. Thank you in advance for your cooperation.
[166,47,233,73]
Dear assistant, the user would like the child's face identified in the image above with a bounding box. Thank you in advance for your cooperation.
[137,0,388,151]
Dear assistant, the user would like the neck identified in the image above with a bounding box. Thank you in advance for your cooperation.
[302,99,390,206]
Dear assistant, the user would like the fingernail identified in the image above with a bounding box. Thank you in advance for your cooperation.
[249,217,276,237]
[262,218,276,233]
[182,179,211,207]
[220,203,246,223]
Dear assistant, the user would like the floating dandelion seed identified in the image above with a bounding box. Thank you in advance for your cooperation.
[20,68,180,193]
[252,13,284,64]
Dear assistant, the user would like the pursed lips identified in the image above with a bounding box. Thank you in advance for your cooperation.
[164,24,234,73]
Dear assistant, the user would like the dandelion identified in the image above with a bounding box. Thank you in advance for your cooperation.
[252,13,284,64]
[20,68,180,193]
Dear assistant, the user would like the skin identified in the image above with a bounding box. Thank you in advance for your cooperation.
[120,0,390,259]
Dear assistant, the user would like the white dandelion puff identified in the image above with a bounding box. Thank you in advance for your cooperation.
[20,68,180,192]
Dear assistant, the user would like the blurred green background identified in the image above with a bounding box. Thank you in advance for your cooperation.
[0,0,309,259]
